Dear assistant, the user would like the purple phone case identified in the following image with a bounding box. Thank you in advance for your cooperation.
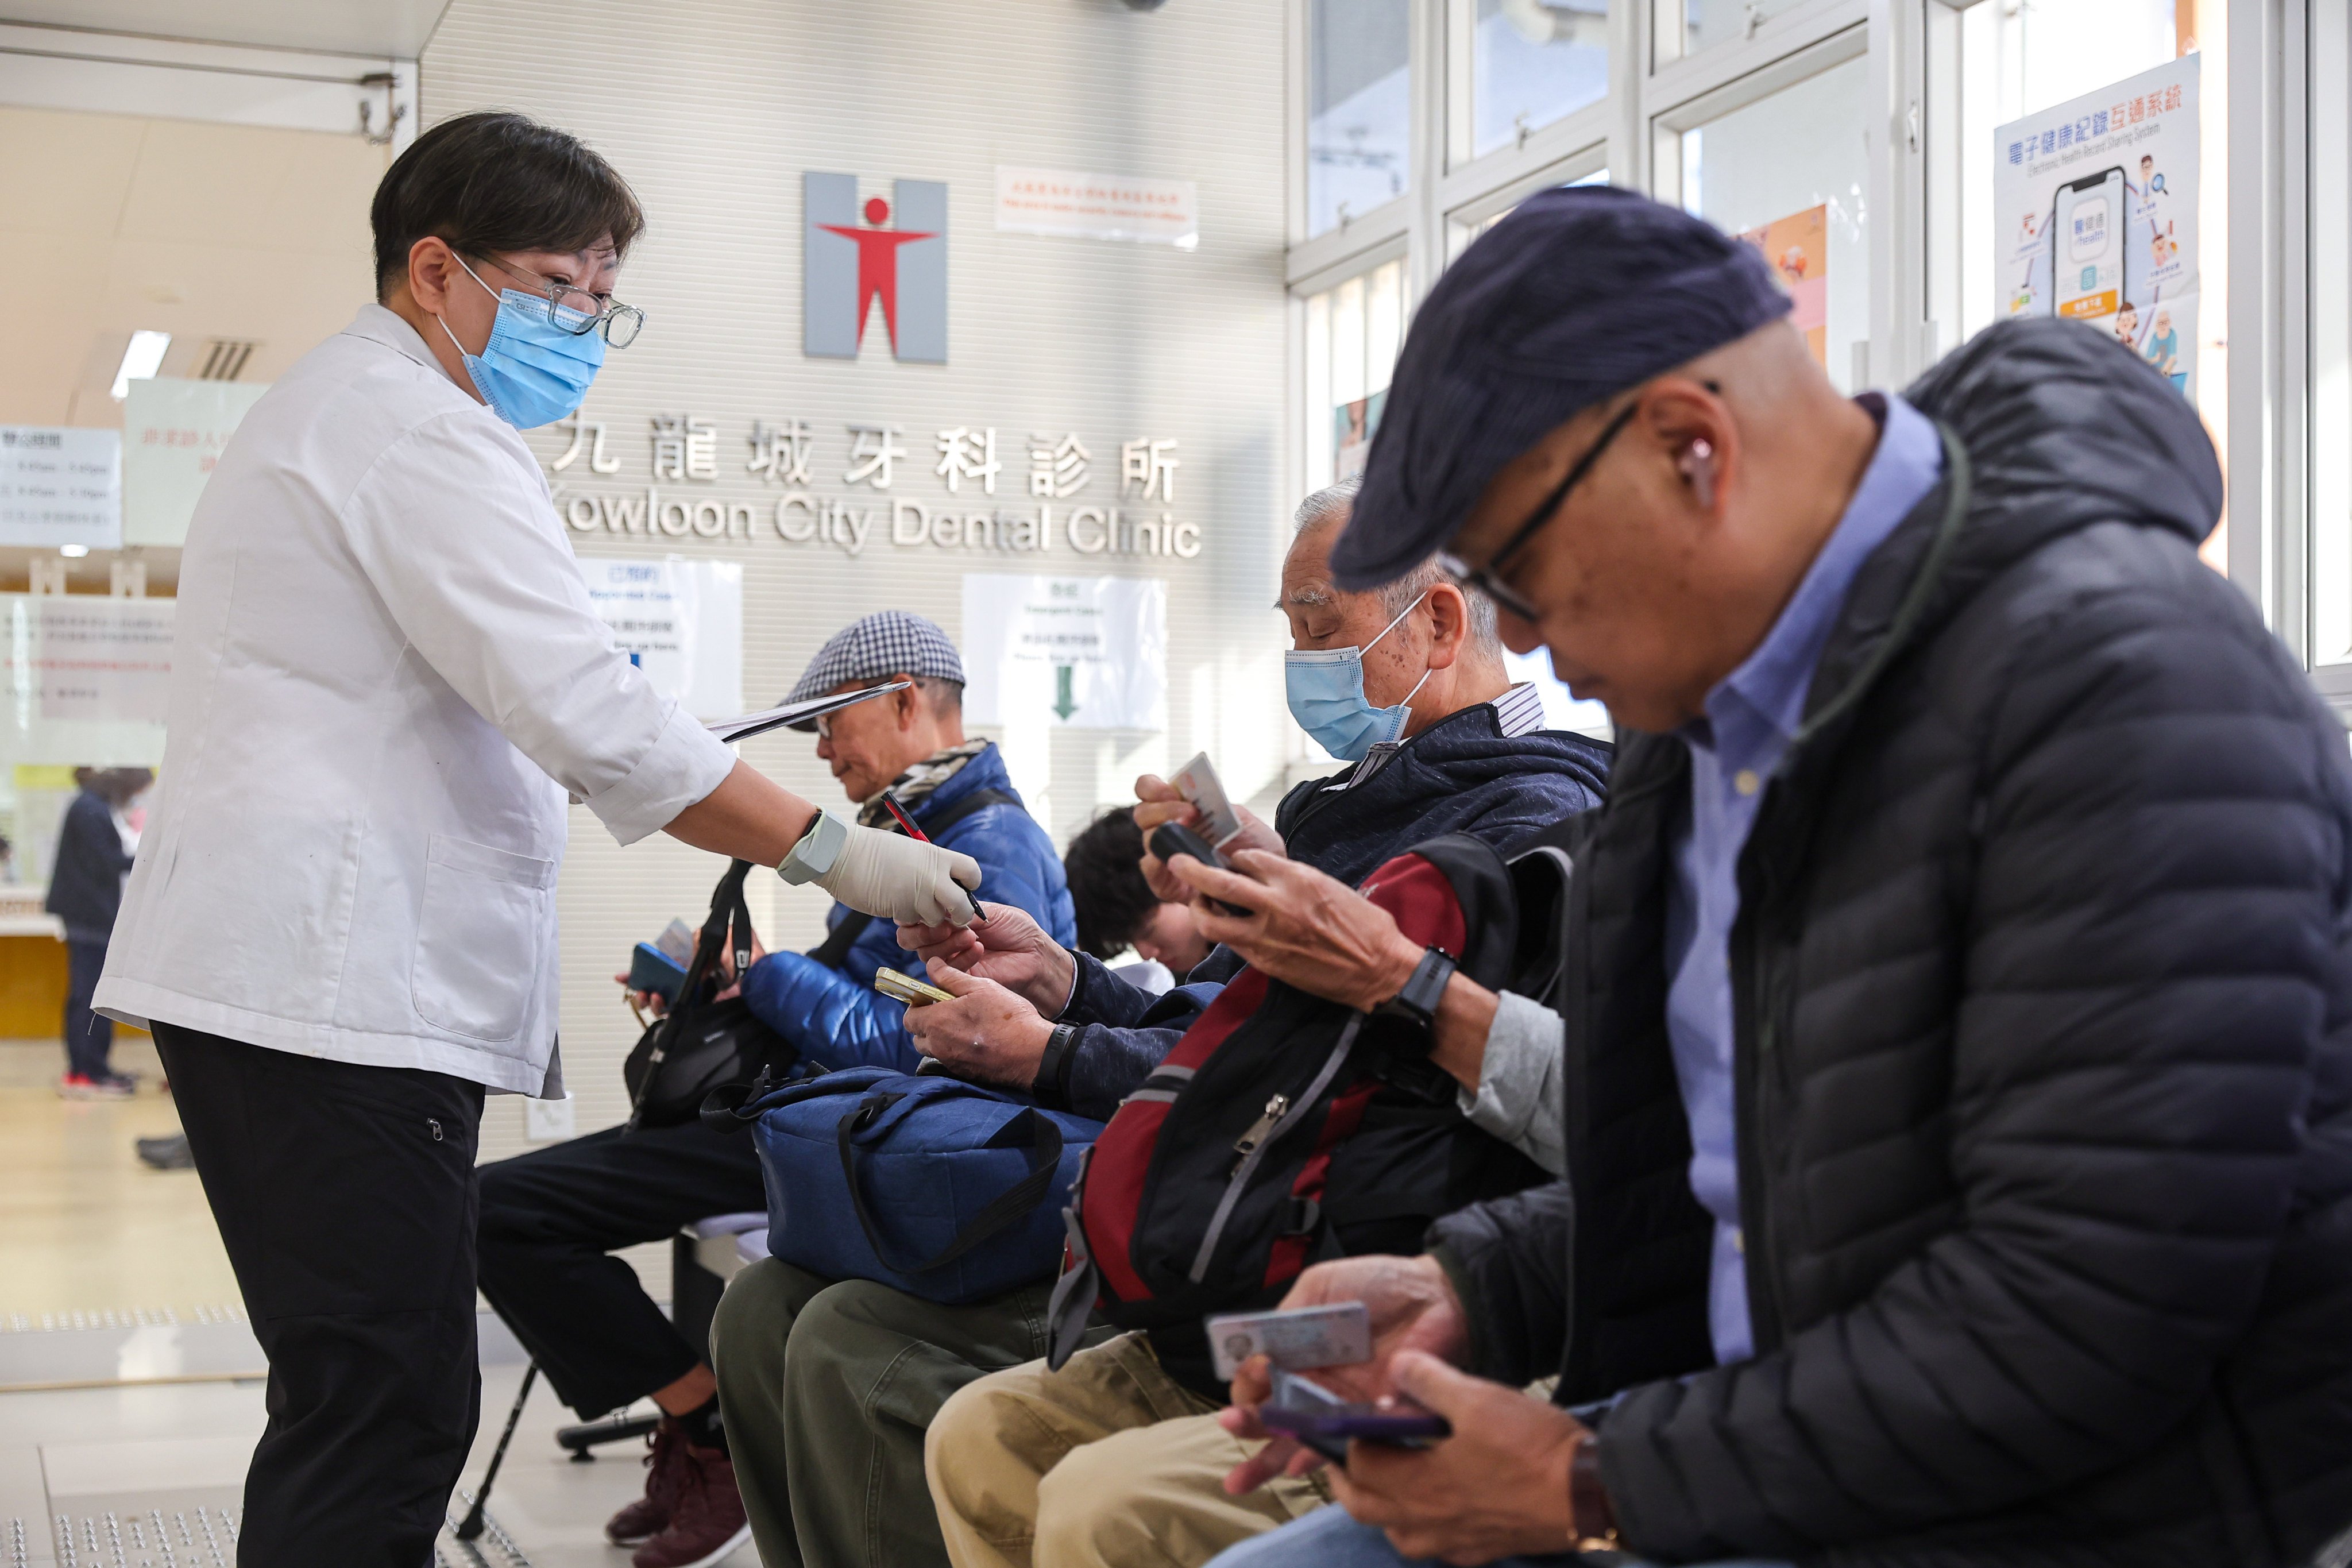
[1258,1403,1452,1445]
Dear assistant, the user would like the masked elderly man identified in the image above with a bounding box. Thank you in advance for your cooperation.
[1160,188,2352,1568]
[476,609,1071,1568]
[706,482,1611,1568]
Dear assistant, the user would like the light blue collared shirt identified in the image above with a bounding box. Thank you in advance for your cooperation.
[1664,393,1945,1365]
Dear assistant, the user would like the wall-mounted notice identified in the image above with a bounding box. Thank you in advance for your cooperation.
[123,377,271,547]
[1995,54,2199,399]
[995,167,1199,249]
[961,573,1167,731]
[8,596,177,723]
[0,427,121,550]
[1737,204,1829,372]
[578,555,743,721]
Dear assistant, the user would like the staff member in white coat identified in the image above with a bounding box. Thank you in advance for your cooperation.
[94,112,978,1567]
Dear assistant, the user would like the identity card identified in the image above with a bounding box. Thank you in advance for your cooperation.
[1171,752,1245,848]
[1206,1300,1373,1380]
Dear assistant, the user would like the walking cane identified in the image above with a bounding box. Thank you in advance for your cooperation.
[455,1360,539,1542]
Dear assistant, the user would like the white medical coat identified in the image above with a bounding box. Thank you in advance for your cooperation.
[95,306,736,1095]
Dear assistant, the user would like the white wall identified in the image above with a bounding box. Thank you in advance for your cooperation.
[418,0,1292,1162]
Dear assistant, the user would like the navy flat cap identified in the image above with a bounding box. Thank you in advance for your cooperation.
[785,609,965,729]
[1331,186,1791,590]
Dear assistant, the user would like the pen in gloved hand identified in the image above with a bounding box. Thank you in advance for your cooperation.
[882,792,986,926]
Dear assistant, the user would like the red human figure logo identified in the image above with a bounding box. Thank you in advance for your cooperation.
[819,196,937,355]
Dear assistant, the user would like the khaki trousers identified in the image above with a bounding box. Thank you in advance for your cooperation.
[926,1331,1330,1568]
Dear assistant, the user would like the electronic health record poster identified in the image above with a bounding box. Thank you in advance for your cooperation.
[1995,55,2198,401]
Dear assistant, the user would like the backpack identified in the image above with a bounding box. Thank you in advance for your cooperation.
[1044,832,1571,1388]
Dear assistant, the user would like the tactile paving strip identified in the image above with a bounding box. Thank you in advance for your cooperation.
[434,1494,533,1568]
[48,1506,237,1567]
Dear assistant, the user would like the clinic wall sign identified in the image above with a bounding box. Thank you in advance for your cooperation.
[543,412,1203,560]
[805,173,947,363]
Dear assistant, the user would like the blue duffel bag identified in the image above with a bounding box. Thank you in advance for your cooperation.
[706,1065,1102,1305]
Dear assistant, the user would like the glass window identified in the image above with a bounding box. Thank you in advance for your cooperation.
[1308,0,1412,238]
[1448,168,1610,263]
[1303,257,1410,489]
[1468,1,1609,162]
[1678,0,1806,60]
[2311,3,2351,668]
[1678,56,1870,392]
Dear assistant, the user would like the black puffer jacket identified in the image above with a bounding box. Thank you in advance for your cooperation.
[1430,318,2352,1566]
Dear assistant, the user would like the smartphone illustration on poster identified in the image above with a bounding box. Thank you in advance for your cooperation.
[2052,167,2126,327]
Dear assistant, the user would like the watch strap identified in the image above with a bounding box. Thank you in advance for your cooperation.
[778,809,849,885]
[1568,1430,1619,1552]
[1032,1022,1080,1109]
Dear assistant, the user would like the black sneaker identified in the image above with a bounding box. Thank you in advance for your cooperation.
[135,1133,195,1170]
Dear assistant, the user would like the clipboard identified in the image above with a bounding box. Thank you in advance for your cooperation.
[706,681,912,744]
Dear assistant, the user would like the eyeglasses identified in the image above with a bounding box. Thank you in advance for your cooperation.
[479,254,647,348]
[1437,399,1639,623]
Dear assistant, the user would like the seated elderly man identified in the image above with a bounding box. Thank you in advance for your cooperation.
[475,609,1071,1568]
[706,480,1610,1568]
[1194,190,2352,1568]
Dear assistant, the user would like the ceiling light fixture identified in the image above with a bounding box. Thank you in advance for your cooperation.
[111,330,171,400]
[60,544,90,558]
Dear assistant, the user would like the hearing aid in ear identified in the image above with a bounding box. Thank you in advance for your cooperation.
[1680,437,1717,511]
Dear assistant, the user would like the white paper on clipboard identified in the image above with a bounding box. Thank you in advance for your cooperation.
[705,681,910,744]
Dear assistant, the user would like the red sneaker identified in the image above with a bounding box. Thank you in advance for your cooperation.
[630,1442,750,1568]
[604,1418,689,1547]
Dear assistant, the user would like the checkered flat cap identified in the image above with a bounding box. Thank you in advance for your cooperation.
[784,610,965,729]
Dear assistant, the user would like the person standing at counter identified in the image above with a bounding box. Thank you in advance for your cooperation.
[93,111,979,1567]
[48,765,149,1099]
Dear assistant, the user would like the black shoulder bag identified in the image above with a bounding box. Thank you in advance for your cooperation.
[621,858,793,1131]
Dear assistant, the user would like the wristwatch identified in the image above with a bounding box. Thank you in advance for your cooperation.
[1569,1431,1620,1551]
[778,809,849,885]
[1371,945,1457,1045]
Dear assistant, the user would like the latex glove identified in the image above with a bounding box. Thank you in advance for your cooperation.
[813,821,982,927]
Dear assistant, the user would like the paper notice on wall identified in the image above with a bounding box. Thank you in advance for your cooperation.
[1737,204,1829,371]
[995,167,1200,249]
[1334,389,1387,481]
[578,556,743,721]
[1994,54,2199,400]
[122,377,270,547]
[961,574,1167,731]
[0,427,121,550]
[7,597,176,722]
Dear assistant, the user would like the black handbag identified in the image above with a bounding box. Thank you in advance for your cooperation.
[622,859,795,1131]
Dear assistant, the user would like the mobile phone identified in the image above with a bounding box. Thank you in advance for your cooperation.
[2052,166,2126,329]
[1149,822,1250,918]
[1257,1369,1451,1462]
[627,942,689,1004]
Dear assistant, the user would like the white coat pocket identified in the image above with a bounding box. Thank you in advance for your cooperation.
[412,834,557,1043]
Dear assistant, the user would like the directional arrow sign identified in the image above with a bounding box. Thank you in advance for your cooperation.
[1052,663,1078,720]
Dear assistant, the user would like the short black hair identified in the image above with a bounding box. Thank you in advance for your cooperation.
[371,111,644,297]
[1063,808,1161,960]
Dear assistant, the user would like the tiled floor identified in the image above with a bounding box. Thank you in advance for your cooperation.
[0,1362,760,1567]
[0,1038,757,1566]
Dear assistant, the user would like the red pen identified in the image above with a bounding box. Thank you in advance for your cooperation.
[882,791,984,925]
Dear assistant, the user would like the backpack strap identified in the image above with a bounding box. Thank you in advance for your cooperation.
[806,787,1021,971]
[627,857,755,1133]
[834,1091,1067,1275]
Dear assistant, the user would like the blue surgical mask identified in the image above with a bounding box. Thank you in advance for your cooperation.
[435,255,605,430]
[1284,593,1434,761]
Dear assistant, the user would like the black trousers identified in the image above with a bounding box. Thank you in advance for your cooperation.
[154,1022,485,1568]
[476,1118,766,1419]
[63,939,113,1079]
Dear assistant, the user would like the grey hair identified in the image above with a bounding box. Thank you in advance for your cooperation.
[1289,474,1499,656]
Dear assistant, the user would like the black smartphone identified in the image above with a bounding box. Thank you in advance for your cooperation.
[1256,1370,1451,1462]
[1149,822,1251,917]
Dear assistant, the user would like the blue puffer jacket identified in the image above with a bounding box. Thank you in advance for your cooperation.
[740,743,1075,1072]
